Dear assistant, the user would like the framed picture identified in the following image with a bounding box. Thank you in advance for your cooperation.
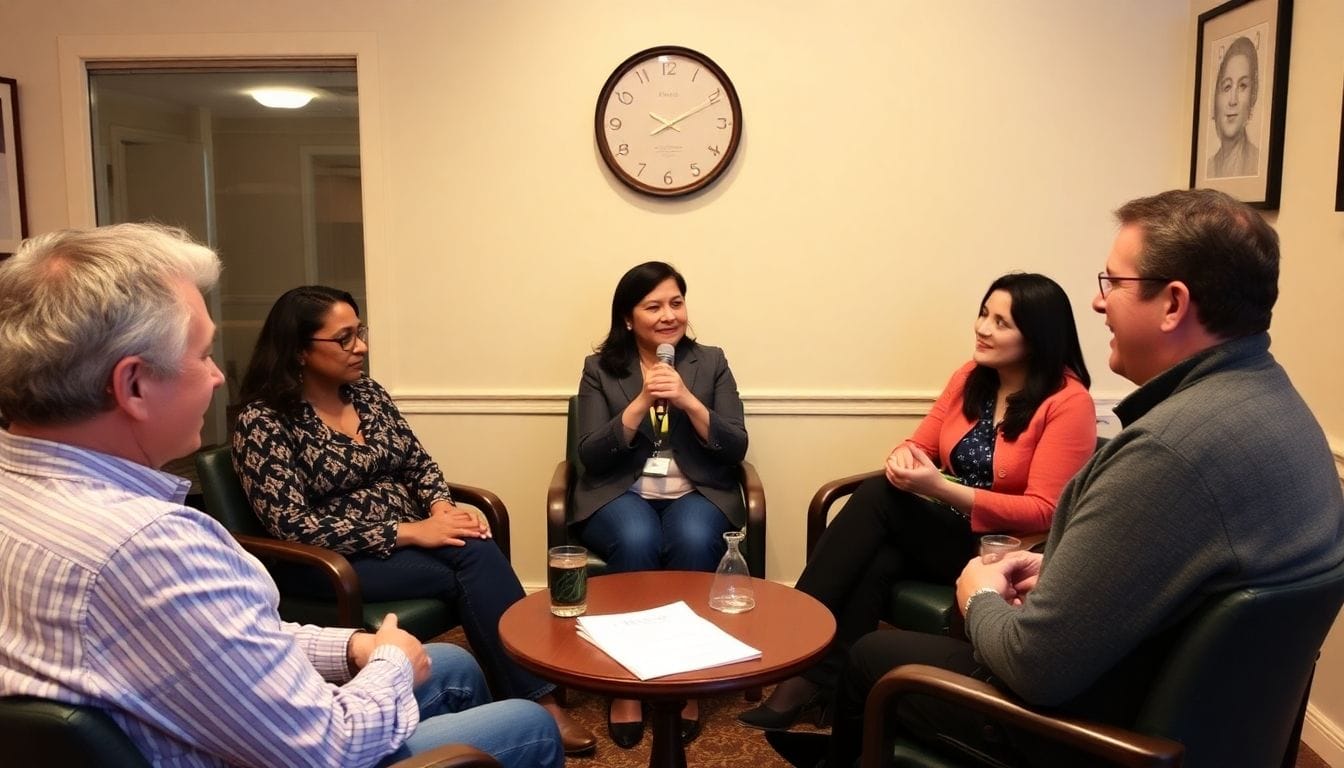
[1189,0,1293,210]
[0,77,27,256]
[1336,80,1344,212]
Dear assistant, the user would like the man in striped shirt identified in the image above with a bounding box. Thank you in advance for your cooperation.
[0,223,563,768]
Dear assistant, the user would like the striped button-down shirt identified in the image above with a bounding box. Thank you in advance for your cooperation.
[0,430,419,767]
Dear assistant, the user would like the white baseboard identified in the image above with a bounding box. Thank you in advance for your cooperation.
[1305,703,1344,767]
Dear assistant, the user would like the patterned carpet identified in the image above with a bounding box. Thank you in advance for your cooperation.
[435,628,1329,767]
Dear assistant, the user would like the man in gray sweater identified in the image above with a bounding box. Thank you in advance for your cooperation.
[770,189,1344,767]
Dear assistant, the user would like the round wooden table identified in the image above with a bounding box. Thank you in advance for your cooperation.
[499,571,835,768]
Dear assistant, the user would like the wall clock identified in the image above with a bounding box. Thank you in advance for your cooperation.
[595,46,743,197]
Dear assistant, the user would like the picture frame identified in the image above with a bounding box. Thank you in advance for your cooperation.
[1336,80,1344,212]
[0,76,27,256]
[1189,0,1293,210]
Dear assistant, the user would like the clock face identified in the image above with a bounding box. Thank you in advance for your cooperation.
[595,46,742,197]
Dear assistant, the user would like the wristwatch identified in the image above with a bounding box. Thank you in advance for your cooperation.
[963,587,1001,617]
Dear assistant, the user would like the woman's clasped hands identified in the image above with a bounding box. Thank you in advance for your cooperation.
[397,500,491,548]
[884,443,949,497]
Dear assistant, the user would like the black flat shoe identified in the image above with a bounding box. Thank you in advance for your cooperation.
[765,730,830,768]
[607,699,645,749]
[680,716,702,744]
[737,693,829,731]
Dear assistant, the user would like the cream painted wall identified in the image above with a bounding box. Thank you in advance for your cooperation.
[1,0,1341,760]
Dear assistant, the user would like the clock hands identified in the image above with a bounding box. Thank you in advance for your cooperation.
[647,111,682,133]
[649,93,720,136]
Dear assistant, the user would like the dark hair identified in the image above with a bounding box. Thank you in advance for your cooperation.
[962,273,1091,440]
[1214,36,1260,117]
[1117,188,1278,337]
[595,261,695,377]
[239,285,359,413]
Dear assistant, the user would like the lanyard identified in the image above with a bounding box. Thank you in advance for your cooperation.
[648,407,669,451]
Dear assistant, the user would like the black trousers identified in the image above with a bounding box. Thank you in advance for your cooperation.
[795,475,976,689]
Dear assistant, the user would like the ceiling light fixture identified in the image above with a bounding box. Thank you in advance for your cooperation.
[249,87,317,109]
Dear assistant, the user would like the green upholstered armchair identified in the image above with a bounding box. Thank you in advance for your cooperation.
[859,558,1344,768]
[0,697,503,768]
[546,395,767,577]
[194,445,511,640]
[806,439,1107,637]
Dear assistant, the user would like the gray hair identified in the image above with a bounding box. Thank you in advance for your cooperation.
[0,223,221,425]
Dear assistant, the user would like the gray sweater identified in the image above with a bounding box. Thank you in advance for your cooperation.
[967,333,1344,710]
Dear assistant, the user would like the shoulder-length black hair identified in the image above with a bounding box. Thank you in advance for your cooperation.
[595,261,696,377]
[962,273,1090,440]
[239,285,359,414]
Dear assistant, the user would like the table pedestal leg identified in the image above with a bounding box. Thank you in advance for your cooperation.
[647,699,686,768]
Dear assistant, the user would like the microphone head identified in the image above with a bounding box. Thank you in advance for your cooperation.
[656,343,676,366]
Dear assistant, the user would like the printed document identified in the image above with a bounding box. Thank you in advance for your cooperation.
[575,601,762,680]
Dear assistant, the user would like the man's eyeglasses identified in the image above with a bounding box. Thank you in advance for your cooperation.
[1097,273,1171,298]
[310,325,368,351]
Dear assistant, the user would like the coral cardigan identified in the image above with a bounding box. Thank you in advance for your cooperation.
[904,361,1096,534]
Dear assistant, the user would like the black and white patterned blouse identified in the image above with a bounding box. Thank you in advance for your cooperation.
[231,377,452,558]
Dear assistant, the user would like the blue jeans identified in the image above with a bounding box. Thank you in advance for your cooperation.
[281,539,554,702]
[377,644,563,768]
[576,491,733,573]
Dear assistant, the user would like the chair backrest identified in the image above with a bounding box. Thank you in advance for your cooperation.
[0,697,150,768]
[565,395,585,476]
[194,445,269,537]
[1135,558,1344,768]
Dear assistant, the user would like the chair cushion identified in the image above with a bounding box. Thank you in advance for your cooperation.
[887,581,956,636]
[0,697,151,767]
[275,596,455,642]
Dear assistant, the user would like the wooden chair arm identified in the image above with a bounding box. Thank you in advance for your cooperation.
[806,470,883,558]
[231,533,364,627]
[861,664,1183,768]
[385,743,502,768]
[546,460,572,551]
[448,482,511,561]
[739,461,767,578]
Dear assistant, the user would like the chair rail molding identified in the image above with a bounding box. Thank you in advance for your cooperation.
[390,389,1125,424]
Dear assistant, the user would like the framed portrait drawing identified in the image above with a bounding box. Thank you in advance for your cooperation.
[0,77,26,256]
[1189,0,1293,210]
[1337,81,1344,212]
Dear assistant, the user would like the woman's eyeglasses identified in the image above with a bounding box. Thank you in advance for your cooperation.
[310,325,368,351]
[1097,273,1170,298]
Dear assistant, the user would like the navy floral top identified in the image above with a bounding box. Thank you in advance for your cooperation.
[947,393,998,517]
[231,377,452,558]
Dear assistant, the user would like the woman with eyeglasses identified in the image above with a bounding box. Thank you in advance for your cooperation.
[232,285,597,757]
[741,273,1097,733]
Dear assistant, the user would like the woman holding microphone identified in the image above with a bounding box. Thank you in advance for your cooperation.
[572,261,749,748]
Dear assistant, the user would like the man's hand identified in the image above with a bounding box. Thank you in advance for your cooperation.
[956,550,1043,615]
[372,614,431,686]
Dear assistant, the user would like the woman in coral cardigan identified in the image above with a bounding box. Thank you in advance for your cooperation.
[739,272,1096,730]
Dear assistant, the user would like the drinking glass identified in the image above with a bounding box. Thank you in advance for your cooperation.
[548,545,588,617]
[979,534,1022,564]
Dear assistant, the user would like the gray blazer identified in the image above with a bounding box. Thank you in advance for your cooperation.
[573,342,748,528]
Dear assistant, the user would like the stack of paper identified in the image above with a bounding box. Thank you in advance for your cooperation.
[575,601,762,680]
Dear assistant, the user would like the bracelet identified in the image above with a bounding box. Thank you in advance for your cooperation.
[963,587,1001,617]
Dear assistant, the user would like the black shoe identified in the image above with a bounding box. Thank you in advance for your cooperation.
[737,692,828,731]
[765,730,830,768]
[680,716,702,744]
[607,699,645,749]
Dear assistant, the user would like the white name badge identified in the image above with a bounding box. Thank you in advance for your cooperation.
[642,456,671,477]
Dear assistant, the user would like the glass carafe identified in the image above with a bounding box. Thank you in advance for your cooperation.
[709,531,756,613]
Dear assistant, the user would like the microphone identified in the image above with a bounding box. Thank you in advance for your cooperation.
[654,343,675,421]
